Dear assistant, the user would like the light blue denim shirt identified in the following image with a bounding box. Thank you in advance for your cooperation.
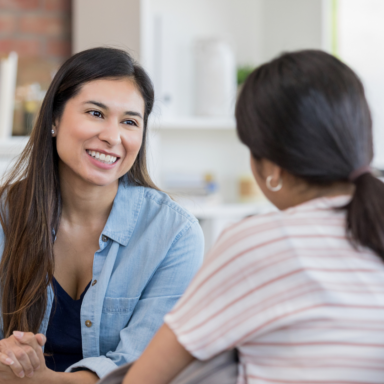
[0,181,204,378]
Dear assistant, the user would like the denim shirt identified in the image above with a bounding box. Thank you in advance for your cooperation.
[0,182,204,378]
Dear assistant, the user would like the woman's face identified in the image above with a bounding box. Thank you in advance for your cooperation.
[54,78,145,187]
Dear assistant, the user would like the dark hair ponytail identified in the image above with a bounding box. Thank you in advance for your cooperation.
[346,173,384,258]
[236,49,384,260]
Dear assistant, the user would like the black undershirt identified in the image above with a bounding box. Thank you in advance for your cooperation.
[45,278,91,372]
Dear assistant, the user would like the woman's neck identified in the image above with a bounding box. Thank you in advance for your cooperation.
[59,166,118,228]
[279,180,354,211]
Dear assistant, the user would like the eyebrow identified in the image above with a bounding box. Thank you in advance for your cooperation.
[84,100,143,119]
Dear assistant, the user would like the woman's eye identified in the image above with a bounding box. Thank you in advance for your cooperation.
[123,120,137,126]
[89,110,103,118]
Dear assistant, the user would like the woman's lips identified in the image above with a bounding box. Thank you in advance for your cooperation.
[86,150,119,169]
[86,149,119,164]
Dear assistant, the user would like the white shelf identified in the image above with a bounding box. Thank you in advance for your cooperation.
[0,136,29,158]
[186,201,275,220]
[149,116,236,130]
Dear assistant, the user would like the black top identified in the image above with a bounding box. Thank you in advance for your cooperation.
[45,278,91,372]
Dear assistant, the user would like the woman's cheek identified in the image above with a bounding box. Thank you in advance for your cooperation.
[119,132,142,169]
[124,132,143,156]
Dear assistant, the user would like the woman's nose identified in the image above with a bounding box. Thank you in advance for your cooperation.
[98,121,122,146]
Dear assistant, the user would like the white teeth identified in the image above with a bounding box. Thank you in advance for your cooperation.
[87,150,118,164]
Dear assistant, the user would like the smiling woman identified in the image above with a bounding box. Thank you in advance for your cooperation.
[54,78,145,186]
[0,47,204,384]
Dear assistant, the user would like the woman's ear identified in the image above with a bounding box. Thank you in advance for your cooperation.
[258,158,282,181]
[52,118,60,137]
[269,161,283,182]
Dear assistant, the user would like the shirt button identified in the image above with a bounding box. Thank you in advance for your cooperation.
[85,320,92,328]
[101,235,108,242]
[92,280,97,286]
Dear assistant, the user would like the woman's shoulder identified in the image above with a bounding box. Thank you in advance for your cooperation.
[118,183,204,265]
[208,196,350,269]
[142,186,198,225]
[117,182,199,232]
[220,195,349,242]
[218,208,286,243]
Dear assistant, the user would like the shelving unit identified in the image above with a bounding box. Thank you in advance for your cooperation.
[149,117,236,131]
[138,0,330,199]
[39,0,334,250]
[0,136,29,158]
[188,201,274,220]
[0,136,29,177]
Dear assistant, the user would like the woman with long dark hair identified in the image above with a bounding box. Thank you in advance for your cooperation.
[0,47,204,383]
[120,50,384,384]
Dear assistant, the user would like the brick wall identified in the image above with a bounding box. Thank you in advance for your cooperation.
[0,0,71,88]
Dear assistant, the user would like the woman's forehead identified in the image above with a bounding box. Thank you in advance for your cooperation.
[72,78,145,113]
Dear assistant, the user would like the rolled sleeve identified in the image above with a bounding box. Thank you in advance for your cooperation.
[66,356,118,378]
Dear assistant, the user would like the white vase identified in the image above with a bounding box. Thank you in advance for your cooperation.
[194,39,236,117]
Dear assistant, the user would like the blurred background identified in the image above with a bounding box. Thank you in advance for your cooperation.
[0,0,382,252]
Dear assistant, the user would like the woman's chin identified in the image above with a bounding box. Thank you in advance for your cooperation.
[87,176,119,187]
[78,170,121,188]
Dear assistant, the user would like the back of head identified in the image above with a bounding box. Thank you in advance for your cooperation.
[236,49,384,259]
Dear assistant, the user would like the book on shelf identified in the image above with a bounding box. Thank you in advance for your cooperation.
[0,52,18,140]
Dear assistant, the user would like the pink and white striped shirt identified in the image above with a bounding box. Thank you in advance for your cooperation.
[165,196,384,384]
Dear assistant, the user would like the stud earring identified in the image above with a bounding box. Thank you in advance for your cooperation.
[51,130,55,135]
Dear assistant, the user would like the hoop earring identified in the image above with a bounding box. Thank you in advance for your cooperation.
[266,175,282,192]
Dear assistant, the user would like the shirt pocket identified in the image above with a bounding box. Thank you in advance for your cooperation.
[100,297,140,354]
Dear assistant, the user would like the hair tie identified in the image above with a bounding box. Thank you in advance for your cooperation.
[349,165,371,182]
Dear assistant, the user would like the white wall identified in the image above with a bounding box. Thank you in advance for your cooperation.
[72,0,141,60]
[338,0,384,168]
[262,0,324,62]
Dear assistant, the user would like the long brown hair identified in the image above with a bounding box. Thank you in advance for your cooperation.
[0,47,157,337]
[236,49,384,260]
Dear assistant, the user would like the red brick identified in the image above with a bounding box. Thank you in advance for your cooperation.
[44,0,71,12]
[0,38,41,57]
[19,15,69,37]
[0,13,17,34]
[0,0,40,10]
[45,38,70,58]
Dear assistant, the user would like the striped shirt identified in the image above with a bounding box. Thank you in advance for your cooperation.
[165,196,384,384]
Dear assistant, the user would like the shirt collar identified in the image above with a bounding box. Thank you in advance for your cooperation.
[101,181,144,247]
[286,194,352,213]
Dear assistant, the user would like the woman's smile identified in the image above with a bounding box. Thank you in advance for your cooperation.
[86,149,120,169]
